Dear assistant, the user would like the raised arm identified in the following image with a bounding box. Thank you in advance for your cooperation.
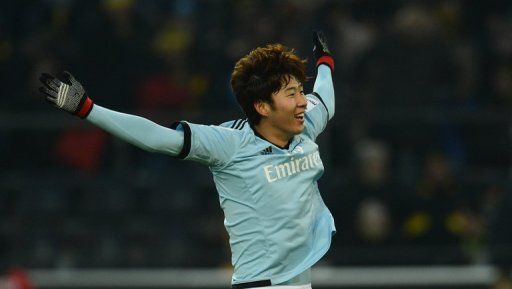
[38,72,184,156]
[313,64,335,120]
[302,31,336,140]
[312,31,335,120]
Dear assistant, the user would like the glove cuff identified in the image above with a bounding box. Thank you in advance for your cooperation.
[316,55,334,72]
[77,96,94,119]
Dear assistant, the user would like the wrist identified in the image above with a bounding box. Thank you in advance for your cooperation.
[316,55,334,72]
[76,96,94,118]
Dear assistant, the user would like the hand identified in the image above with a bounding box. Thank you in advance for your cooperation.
[39,71,94,118]
[312,30,334,71]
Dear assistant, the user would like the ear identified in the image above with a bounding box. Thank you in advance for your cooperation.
[254,100,271,117]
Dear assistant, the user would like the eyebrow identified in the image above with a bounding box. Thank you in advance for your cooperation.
[285,84,303,93]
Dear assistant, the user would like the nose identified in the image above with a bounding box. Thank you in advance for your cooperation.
[297,92,307,108]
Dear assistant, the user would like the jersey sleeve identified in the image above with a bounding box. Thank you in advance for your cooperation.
[303,64,335,140]
[171,121,241,168]
[303,93,330,140]
[86,105,184,156]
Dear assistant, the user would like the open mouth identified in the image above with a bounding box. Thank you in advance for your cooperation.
[294,112,304,120]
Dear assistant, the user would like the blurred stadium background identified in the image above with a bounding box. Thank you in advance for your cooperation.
[1,0,512,288]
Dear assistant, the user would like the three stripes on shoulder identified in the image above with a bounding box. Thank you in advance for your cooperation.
[230,119,248,130]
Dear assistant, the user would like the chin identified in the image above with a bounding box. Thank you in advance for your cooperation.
[292,125,305,135]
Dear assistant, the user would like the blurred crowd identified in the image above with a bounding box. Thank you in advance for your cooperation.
[1,0,512,281]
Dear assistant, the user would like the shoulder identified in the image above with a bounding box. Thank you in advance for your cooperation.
[216,118,253,140]
[171,119,250,144]
[176,118,249,134]
[170,119,253,165]
[184,118,252,144]
[218,118,249,130]
[217,118,256,148]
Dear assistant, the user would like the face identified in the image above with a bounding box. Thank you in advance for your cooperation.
[261,75,307,139]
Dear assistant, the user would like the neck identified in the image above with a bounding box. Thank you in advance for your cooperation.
[253,121,292,149]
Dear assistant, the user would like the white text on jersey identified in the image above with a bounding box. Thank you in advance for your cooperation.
[263,151,321,183]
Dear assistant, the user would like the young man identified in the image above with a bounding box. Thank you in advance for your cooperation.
[39,31,336,289]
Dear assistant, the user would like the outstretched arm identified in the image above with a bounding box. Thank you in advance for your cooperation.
[87,105,183,155]
[39,72,184,156]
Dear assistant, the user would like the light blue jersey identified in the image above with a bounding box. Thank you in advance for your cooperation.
[172,90,335,285]
[87,65,335,286]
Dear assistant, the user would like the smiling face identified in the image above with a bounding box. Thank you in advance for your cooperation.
[231,44,308,128]
[254,75,307,144]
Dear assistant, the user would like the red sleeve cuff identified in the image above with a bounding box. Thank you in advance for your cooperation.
[316,55,334,71]
[77,97,94,118]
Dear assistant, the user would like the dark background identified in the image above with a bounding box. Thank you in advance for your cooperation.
[1,0,511,287]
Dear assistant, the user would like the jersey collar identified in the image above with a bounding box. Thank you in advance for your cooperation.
[250,124,301,151]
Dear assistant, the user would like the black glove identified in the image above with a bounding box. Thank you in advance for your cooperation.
[39,71,94,118]
[312,30,334,71]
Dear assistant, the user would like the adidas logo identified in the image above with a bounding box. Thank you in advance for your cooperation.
[260,146,273,155]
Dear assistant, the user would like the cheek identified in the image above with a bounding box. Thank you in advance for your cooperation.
[269,99,296,122]
[276,106,295,121]
[281,100,296,113]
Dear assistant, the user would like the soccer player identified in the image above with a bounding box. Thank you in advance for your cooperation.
[39,31,336,289]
